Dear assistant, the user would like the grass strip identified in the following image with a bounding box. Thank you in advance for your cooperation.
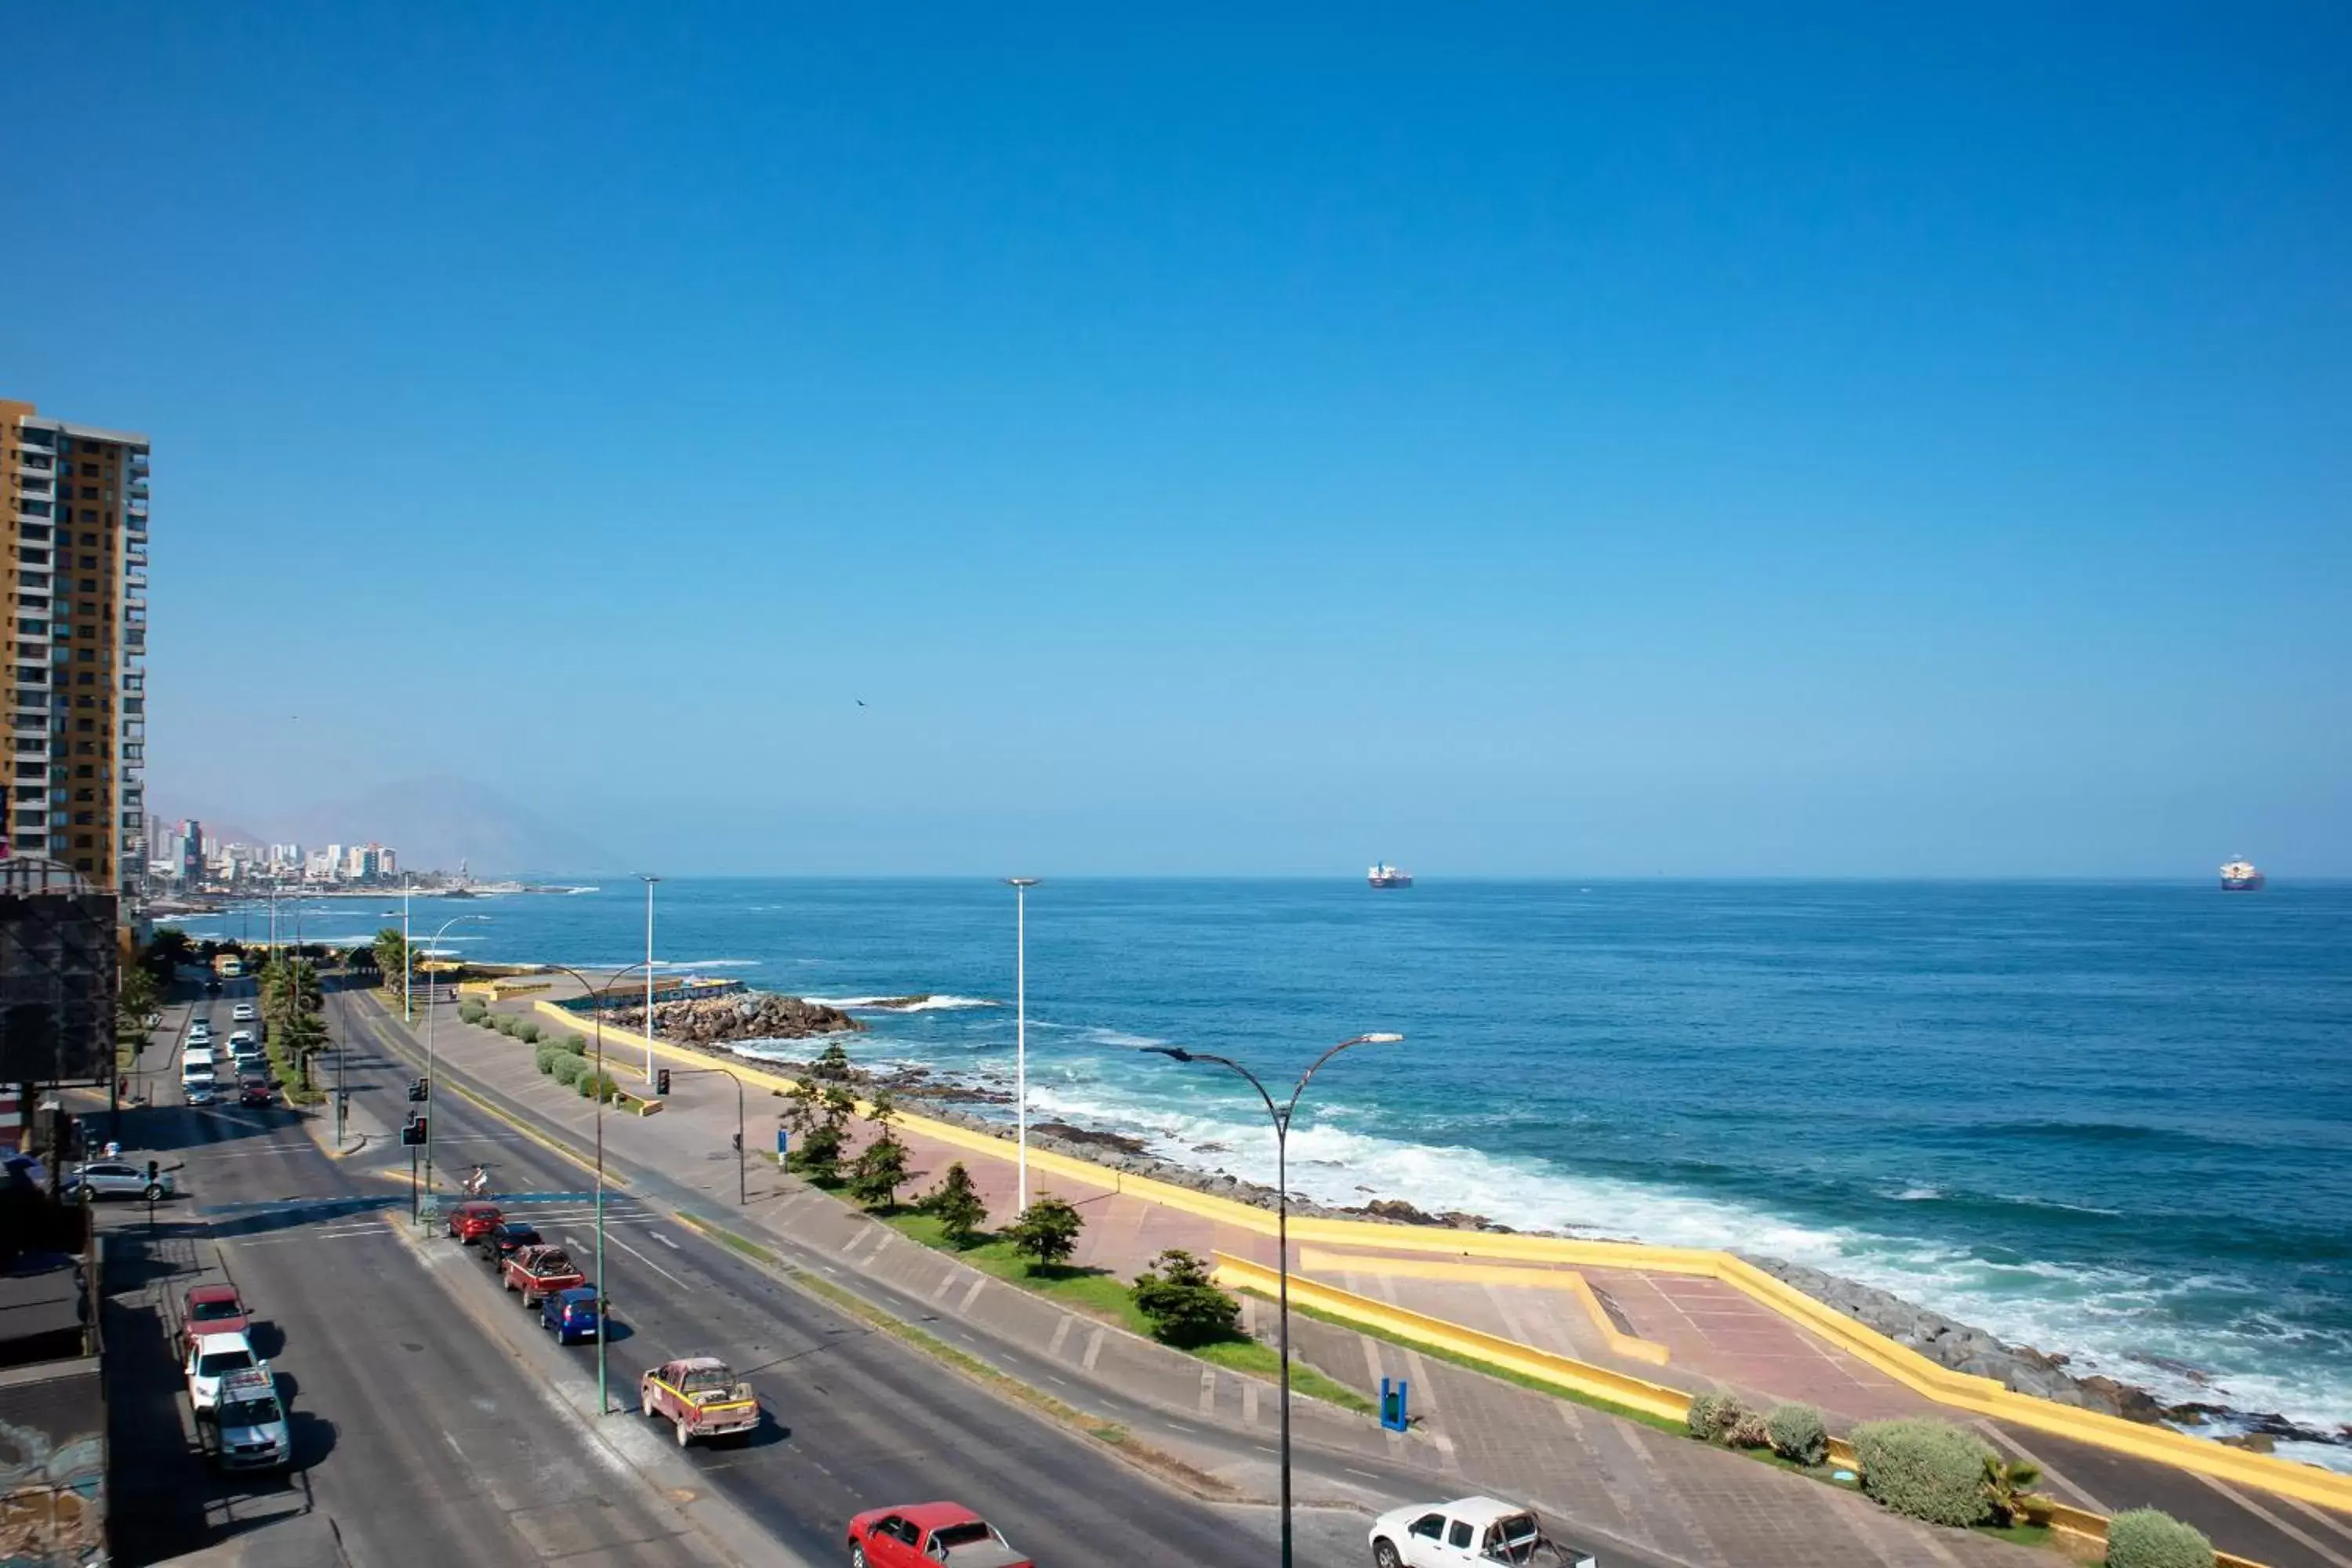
[1244,1287,1686,1436]
[672,1211,1240,1498]
[881,1211,1375,1416]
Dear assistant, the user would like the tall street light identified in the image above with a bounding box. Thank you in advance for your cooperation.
[1004,877,1039,1213]
[420,913,491,1199]
[401,884,413,1023]
[637,874,660,1087]
[1145,1032,1403,1568]
[543,960,648,1420]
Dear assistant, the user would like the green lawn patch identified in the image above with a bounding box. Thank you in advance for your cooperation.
[1970,1523,2053,1548]
[1246,1288,1686,1436]
[883,1211,1374,1415]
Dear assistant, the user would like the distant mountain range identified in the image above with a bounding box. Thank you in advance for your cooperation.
[156,776,626,877]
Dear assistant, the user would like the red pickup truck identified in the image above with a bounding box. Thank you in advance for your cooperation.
[176,1283,251,1357]
[500,1244,586,1308]
[639,1357,760,1447]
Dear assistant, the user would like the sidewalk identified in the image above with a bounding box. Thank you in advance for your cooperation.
[379,989,2051,1568]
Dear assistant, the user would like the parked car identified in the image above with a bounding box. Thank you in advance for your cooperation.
[1369,1497,1591,1568]
[176,1283,250,1354]
[502,1244,586,1308]
[478,1220,543,1269]
[639,1357,760,1446]
[445,1200,502,1242]
[63,1160,171,1202]
[847,1504,1033,1568]
[196,1365,289,1472]
[231,1003,256,1022]
[539,1285,601,1344]
[238,1075,273,1109]
[184,1330,266,1414]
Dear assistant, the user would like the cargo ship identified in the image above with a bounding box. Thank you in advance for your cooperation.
[1368,862,1413,889]
[2220,858,2266,891]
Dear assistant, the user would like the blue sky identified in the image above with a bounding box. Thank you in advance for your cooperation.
[9,3,2347,875]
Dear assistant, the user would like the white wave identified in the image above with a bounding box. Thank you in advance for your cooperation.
[564,886,601,894]
[986,1073,2352,1436]
[805,993,1000,1012]
[1893,1186,1941,1200]
[1084,1028,1169,1049]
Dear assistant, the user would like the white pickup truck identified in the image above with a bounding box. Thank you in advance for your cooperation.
[1370,1497,1595,1568]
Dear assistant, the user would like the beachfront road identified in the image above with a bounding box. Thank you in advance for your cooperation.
[102,975,698,1567]
[325,980,1421,1568]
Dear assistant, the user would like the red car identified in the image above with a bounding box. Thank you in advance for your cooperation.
[847,1504,1033,1568]
[176,1283,250,1356]
[445,1200,503,1242]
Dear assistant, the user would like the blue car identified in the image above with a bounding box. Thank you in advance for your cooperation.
[540,1286,601,1344]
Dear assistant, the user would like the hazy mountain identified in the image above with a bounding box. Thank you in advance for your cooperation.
[162,776,626,877]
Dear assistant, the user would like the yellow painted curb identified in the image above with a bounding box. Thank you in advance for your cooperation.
[1295,1247,1671,1367]
[1212,1250,1690,1425]
[521,996,2352,1515]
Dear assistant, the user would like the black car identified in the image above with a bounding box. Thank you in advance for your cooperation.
[237,1076,272,1109]
[479,1220,543,1267]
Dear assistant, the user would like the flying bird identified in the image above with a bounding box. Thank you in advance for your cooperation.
[855,699,866,708]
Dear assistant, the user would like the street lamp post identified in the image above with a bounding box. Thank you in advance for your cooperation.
[1004,877,1039,1213]
[666,1065,747,1205]
[420,913,492,1200]
[1145,1032,1403,1568]
[543,960,649,1419]
[402,885,413,1023]
[637,874,660,1087]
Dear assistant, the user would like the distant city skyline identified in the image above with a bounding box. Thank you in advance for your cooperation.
[8,5,2347,877]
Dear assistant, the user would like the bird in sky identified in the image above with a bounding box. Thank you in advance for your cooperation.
[855,699,866,708]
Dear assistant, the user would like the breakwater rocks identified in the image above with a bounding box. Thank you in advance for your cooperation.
[610,993,865,1045]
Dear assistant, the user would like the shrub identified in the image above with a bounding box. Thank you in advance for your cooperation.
[1766,1403,1828,1466]
[1726,1407,1773,1450]
[1686,1392,1748,1441]
[533,1044,557,1075]
[550,1054,583,1087]
[564,1033,587,1056]
[1851,1418,1993,1527]
[920,1162,989,1246]
[2104,1508,2214,1568]
[1131,1248,1243,1347]
[492,1014,517,1036]
[516,1022,540,1044]
[458,1004,485,1025]
[1005,1194,1084,1270]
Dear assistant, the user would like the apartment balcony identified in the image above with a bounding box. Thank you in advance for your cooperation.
[124,548,147,568]
[124,568,147,589]
[125,497,148,518]
[127,479,148,499]
[121,720,143,741]
[128,452,149,475]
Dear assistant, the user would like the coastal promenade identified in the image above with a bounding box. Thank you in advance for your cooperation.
[365,985,2074,1568]
[364,978,2352,1568]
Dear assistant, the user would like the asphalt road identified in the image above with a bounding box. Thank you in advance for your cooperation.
[99,973,703,1568]
[325,977,1396,1568]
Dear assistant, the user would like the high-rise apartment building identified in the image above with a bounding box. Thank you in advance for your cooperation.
[0,400,147,896]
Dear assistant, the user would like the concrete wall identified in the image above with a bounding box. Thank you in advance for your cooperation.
[0,1356,103,1567]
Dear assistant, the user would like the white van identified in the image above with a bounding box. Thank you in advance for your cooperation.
[184,1046,217,1076]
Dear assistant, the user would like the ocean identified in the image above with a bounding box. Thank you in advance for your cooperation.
[180,878,2352,1457]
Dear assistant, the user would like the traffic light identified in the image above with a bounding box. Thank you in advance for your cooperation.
[146,1160,159,1184]
[407,1076,428,1102]
[401,1115,427,1147]
[656,1069,671,1096]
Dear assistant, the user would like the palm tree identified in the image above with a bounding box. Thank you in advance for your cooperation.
[372,927,412,1004]
[1980,1455,2045,1527]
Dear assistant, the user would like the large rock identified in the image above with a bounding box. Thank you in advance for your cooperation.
[608,993,865,1046]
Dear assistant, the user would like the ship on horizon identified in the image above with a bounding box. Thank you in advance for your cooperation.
[1368,862,1413,889]
[2220,858,2266,891]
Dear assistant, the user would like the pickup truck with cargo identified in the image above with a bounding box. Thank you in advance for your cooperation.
[640,1357,760,1447]
[501,1243,586,1308]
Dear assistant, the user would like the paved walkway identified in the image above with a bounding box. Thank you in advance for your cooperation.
[377,989,2063,1568]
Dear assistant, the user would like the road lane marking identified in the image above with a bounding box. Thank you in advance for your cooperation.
[602,1232,688,1287]
[652,1232,678,1250]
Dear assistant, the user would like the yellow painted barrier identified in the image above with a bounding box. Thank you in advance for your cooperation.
[518,996,2352,1515]
[1295,1247,1671,1367]
[1212,1251,1691,1425]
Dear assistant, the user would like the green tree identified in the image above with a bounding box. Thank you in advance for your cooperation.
[372,927,412,1002]
[847,1131,910,1209]
[141,928,194,982]
[1131,1248,1242,1347]
[1005,1194,1084,1272]
[920,1162,989,1247]
[791,1119,845,1181]
[117,966,161,1044]
[811,1040,853,1080]
[779,1073,824,1137]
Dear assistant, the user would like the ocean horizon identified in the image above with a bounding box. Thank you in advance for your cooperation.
[172,876,2352,1465]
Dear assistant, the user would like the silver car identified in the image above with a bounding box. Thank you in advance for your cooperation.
[64,1160,172,1201]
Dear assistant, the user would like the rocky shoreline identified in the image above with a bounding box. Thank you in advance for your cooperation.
[666,1009,2347,1457]
[614,992,865,1045]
